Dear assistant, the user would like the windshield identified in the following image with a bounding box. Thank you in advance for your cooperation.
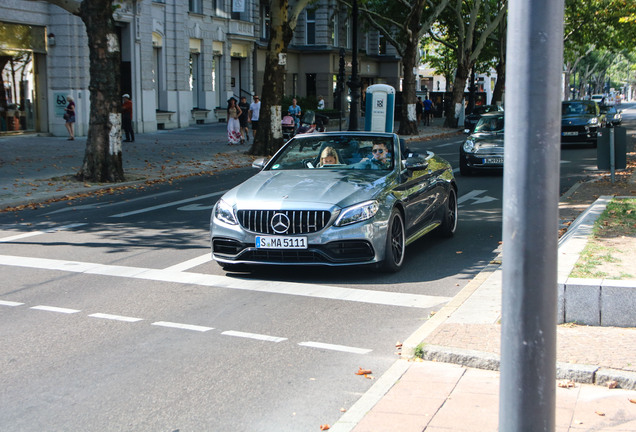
[266,135,395,171]
[563,102,597,115]
[474,105,501,115]
[474,115,504,133]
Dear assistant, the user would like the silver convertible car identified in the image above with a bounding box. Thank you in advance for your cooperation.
[210,132,458,272]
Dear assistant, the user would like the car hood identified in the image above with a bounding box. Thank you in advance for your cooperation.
[470,132,504,148]
[222,170,390,210]
[562,114,595,126]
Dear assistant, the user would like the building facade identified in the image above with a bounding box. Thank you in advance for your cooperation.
[0,0,402,137]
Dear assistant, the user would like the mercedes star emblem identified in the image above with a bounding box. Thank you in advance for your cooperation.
[271,213,290,234]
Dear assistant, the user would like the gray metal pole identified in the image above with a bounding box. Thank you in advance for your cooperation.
[499,0,564,430]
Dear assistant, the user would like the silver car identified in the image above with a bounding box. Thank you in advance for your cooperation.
[210,132,458,272]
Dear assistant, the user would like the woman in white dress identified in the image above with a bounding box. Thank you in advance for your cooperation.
[227,98,243,145]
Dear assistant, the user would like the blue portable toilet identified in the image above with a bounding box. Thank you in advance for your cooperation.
[365,84,395,133]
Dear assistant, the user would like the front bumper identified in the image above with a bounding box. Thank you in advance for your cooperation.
[210,216,389,267]
[561,125,599,143]
[460,150,504,170]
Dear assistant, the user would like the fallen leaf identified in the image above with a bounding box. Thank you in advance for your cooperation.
[456,251,463,254]
[558,380,576,388]
[320,424,330,430]
[395,341,403,348]
[355,368,372,376]
[607,380,618,389]
[629,398,636,404]
[340,408,347,412]
[595,411,605,416]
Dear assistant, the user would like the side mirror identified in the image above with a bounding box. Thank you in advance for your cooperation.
[252,158,268,169]
[404,155,429,171]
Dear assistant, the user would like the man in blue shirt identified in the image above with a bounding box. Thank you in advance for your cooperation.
[288,98,301,130]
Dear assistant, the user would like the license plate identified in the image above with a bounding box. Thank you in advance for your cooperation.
[483,157,504,164]
[562,131,578,136]
[256,236,308,249]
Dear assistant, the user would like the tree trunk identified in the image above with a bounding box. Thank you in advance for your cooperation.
[444,61,469,128]
[76,0,124,182]
[492,59,505,105]
[250,0,294,156]
[397,39,419,136]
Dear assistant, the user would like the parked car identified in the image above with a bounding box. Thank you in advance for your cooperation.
[210,131,458,273]
[600,105,622,126]
[561,100,605,146]
[459,112,504,176]
[591,94,606,105]
[463,104,503,133]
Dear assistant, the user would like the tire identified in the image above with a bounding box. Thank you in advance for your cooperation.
[459,157,472,176]
[437,188,458,238]
[380,209,406,273]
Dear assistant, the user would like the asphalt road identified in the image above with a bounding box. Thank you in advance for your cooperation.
[0,130,613,431]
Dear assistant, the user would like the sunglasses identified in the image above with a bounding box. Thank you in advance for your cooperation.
[372,148,385,154]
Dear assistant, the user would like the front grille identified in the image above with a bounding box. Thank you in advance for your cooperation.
[241,249,328,263]
[237,210,331,235]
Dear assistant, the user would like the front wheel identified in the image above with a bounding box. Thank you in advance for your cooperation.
[437,188,458,237]
[380,209,406,273]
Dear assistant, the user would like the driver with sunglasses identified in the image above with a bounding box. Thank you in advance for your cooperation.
[352,142,392,170]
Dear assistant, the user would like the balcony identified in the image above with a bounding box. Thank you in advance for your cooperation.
[228,21,254,38]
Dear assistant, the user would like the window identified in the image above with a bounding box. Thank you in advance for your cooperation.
[378,34,386,55]
[344,18,351,49]
[232,0,245,20]
[189,0,202,14]
[260,2,270,40]
[306,73,316,97]
[306,9,316,45]
[331,13,339,47]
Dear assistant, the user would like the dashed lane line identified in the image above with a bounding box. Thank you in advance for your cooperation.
[0,254,451,309]
[89,313,144,322]
[109,191,226,218]
[3,300,372,354]
[152,321,215,332]
[298,341,372,355]
[221,330,287,343]
[30,305,81,314]
[0,223,87,243]
[0,300,24,306]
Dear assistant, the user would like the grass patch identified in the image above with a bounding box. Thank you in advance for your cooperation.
[571,198,636,279]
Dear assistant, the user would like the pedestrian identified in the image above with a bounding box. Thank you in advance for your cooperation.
[238,96,250,144]
[64,95,75,140]
[416,96,424,128]
[317,95,325,110]
[122,94,134,142]
[226,97,242,146]
[248,95,261,141]
[423,95,434,126]
[288,98,301,131]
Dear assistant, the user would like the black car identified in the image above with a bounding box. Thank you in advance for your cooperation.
[600,105,622,126]
[459,112,504,176]
[463,105,503,133]
[561,100,605,146]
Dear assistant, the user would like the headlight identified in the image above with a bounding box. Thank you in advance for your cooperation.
[587,117,598,125]
[463,139,476,153]
[334,200,379,227]
[214,199,238,225]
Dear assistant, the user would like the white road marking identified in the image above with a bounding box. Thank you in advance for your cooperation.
[152,321,214,332]
[436,140,464,148]
[31,305,80,314]
[222,330,287,343]
[43,191,179,215]
[0,223,87,243]
[163,253,212,272]
[0,255,450,309]
[0,300,24,307]
[298,341,372,355]
[110,191,226,218]
[88,313,143,322]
